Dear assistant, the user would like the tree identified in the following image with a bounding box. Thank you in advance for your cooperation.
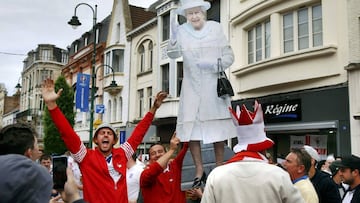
[43,76,75,155]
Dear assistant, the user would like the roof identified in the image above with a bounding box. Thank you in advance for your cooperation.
[129,5,156,30]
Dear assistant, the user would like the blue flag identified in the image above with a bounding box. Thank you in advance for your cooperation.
[75,73,90,112]
[119,131,126,144]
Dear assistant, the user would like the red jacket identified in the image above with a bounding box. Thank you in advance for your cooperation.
[140,143,188,203]
[49,107,154,203]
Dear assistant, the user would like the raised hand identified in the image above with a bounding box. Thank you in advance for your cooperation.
[150,91,168,113]
[169,132,180,151]
[170,14,178,45]
[41,79,63,110]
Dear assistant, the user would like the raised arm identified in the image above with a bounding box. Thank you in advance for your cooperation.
[122,91,168,159]
[149,91,168,114]
[156,133,180,169]
[167,11,182,59]
[140,133,181,188]
[41,79,85,160]
[173,141,189,166]
[42,78,63,110]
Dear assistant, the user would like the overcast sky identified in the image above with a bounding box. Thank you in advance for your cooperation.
[0,0,156,95]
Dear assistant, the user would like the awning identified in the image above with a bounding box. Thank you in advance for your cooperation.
[265,120,338,132]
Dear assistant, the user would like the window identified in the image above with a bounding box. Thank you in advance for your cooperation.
[112,49,124,72]
[105,52,111,71]
[28,76,32,91]
[139,45,145,72]
[248,20,270,64]
[162,13,170,41]
[41,49,51,61]
[107,100,111,123]
[138,89,144,117]
[298,8,309,50]
[113,98,117,122]
[137,40,154,73]
[118,96,122,121]
[283,13,294,53]
[40,70,50,85]
[148,42,153,70]
[105,49,124,74]
[161,64,169,93]
[283,4,322,53]
[147,87,152,111]
[61,50,68,64]
[312,5,323,46]
[177,62,183,97]
[116,23,121,43]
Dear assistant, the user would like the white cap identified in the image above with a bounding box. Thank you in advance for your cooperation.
[326,154,335,162]
[303,145,320,162]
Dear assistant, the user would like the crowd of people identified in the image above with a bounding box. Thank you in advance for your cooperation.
[1,0,360,203]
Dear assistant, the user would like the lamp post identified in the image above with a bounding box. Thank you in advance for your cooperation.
[15,76,22,96]
[95,64,119,89]
[68,3,97,148]
[93,64,119,121]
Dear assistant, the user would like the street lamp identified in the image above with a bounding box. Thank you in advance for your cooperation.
[95,64,119,91]
[68,3,97,148]
[26,77,32,122]
[93,64,119,120]
[15,76,22,95]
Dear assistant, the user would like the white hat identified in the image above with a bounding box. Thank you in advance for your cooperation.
[326,154,335,162]
[303,145,320,162]
[176,0,211,16]
[94,123,117,139]
[229,101,274,153]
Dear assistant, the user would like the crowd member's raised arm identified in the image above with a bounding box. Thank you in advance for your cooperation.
[122,91,168,160]
[41,79,85,161]
[42,78,63,110]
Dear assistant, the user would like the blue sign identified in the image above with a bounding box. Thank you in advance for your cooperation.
[96,104,105,114]
[119,131,126,144]
[75,73,90,112]
[263,99,302,123]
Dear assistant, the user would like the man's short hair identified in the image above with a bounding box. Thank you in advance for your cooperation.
[39,154,52,162]
[149,142,166,152]
[0,123,37,155]
[291,148,312,174]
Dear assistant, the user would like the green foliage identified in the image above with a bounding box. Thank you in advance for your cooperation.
[43,76,75,155]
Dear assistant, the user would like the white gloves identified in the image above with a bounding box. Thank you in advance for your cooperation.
[196,59,215,70]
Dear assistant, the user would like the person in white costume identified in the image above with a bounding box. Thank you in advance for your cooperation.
[201,101,305,203]
[167,0,236,188]
[126,154,144,203]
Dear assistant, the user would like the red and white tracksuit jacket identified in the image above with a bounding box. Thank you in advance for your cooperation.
[49,107,154,203]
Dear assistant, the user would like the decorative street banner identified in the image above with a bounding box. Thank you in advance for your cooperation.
[119,131,126,144]
[75,73,90,112]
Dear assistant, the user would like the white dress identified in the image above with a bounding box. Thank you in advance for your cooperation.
[167,21,236,144]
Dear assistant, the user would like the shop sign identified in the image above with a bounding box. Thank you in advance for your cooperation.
[262,99,301,123]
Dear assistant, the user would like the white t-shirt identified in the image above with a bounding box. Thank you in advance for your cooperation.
[126,163,144,202]
[68,156,83,198]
